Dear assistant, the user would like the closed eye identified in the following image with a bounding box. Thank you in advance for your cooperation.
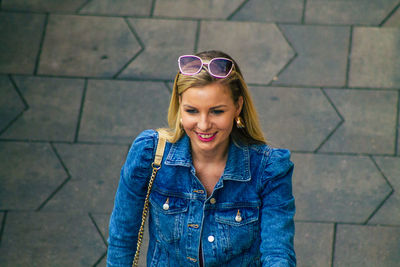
[184,108,198,114]
[211,109,224,115]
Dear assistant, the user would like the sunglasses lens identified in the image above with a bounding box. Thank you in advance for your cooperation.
[209,58,233,77]
[179,56,202,75]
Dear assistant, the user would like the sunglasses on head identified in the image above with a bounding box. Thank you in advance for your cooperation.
[178,55,234,78]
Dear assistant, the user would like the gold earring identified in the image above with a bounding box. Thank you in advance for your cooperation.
[236,116,245,128]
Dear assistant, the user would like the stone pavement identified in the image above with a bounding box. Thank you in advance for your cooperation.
[0,0,399,266]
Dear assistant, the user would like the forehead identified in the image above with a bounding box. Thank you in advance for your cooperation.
[180,83,234,105]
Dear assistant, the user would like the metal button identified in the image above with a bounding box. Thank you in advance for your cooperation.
[235,215,242,222]
[235,209,242,222]
[163,203,169,210]
[207,235,215,243]
[210,198,216,204]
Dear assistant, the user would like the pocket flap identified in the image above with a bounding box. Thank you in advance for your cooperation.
[150,190,189,214]
[215,206,259,226]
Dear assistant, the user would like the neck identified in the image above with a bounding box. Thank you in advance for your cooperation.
[191,140,229,164]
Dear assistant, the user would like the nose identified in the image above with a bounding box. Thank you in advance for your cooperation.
[197,114,211,131]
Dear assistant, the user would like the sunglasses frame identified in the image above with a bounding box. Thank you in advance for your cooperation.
[178,55,234,78]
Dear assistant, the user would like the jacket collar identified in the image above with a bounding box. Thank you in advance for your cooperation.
[165,134,251,182]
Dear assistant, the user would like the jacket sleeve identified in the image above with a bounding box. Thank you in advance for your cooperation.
[259,148,296,267]
[107,130,157,267]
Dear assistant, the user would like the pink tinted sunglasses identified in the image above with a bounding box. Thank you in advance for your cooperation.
[178,55,234,78]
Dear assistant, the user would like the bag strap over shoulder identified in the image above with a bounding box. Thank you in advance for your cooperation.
[133,130,166,267]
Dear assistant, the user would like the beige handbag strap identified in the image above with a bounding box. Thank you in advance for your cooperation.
[132,133,166,267]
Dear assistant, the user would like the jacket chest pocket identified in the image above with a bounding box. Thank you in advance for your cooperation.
[149,190,189,243]
[215,205,260,253]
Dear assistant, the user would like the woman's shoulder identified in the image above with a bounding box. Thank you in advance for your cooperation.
[248,143,293,179]
[134,129,158,142]
[126,129,160,158]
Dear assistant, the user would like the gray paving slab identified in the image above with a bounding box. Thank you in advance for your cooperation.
[38,15,141,78]
[384,6,400,27]
[0,12,45,75]
[119,19,197,80]
[0,76,25,132]
[292,153,392,223]
[79,0,152,16]
[334,224,400,266]
[320,89,397,155]
[272,25,349,87]
[1,0,87,12]
[78,80,170,143]
[231,0,303,23]
[349,27,400,88]
[0,211,105,266]
[198,21,295,84]
[369,156,400,225]
[0,76,84,141]
[153,0,244,19]
[294,222,333,267]
[43,143,127,213]
[249,86,341,151]
[305,0,399,25]
[398,101,400,156]
[0,142,67,210]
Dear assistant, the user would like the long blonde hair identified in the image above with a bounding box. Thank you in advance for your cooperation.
[158,50,266,145]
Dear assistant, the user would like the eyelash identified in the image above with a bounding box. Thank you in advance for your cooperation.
[184,109,225,115]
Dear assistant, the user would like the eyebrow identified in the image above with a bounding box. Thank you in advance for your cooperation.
[183,104,228,109]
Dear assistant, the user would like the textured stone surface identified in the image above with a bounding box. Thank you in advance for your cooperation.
[39,15,141,77]
[43,144,127,213]
[231,0,303,23]
[384,6,400,27]
[0,76,84,141]
[294,222,333,267]
[250,86,341,151]
[2,0,87,12]
[369,157,400,225]
[273,25,350,87]
[292,153,392,222]
[79,0,152,16]
[0,212,105,266]
[0,12,45,74]
[398,100,400,156]
[153,0,244,19]
[120,19,197,80]
[305,0,399,25]
[0,142,67,210]
[320,89,397,154]
[198,21,295,84]
[78,80,170,143]
[0,76,25,132]
[349,27,400,88]
[334,224,400,266]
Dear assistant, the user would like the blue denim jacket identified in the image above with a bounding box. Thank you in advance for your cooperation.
[107,130,296,266]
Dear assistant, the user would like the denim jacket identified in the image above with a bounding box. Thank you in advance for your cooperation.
[107,130,296,266]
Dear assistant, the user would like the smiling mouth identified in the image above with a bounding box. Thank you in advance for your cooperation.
[196,132,217,142]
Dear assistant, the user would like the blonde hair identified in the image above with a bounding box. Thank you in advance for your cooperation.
[158,50,266,145]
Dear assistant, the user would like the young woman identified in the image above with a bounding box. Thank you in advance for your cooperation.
[107,50,296,266]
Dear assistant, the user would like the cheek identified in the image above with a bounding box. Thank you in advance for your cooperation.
[216,116,235,130]
[181,116,196,130]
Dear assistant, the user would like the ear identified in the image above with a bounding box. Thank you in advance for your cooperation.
[235,96,243,117]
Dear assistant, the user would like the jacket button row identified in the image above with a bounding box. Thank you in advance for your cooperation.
[207,235,215,242]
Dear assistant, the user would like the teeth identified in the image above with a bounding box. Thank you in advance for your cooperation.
[199,133,214,138]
